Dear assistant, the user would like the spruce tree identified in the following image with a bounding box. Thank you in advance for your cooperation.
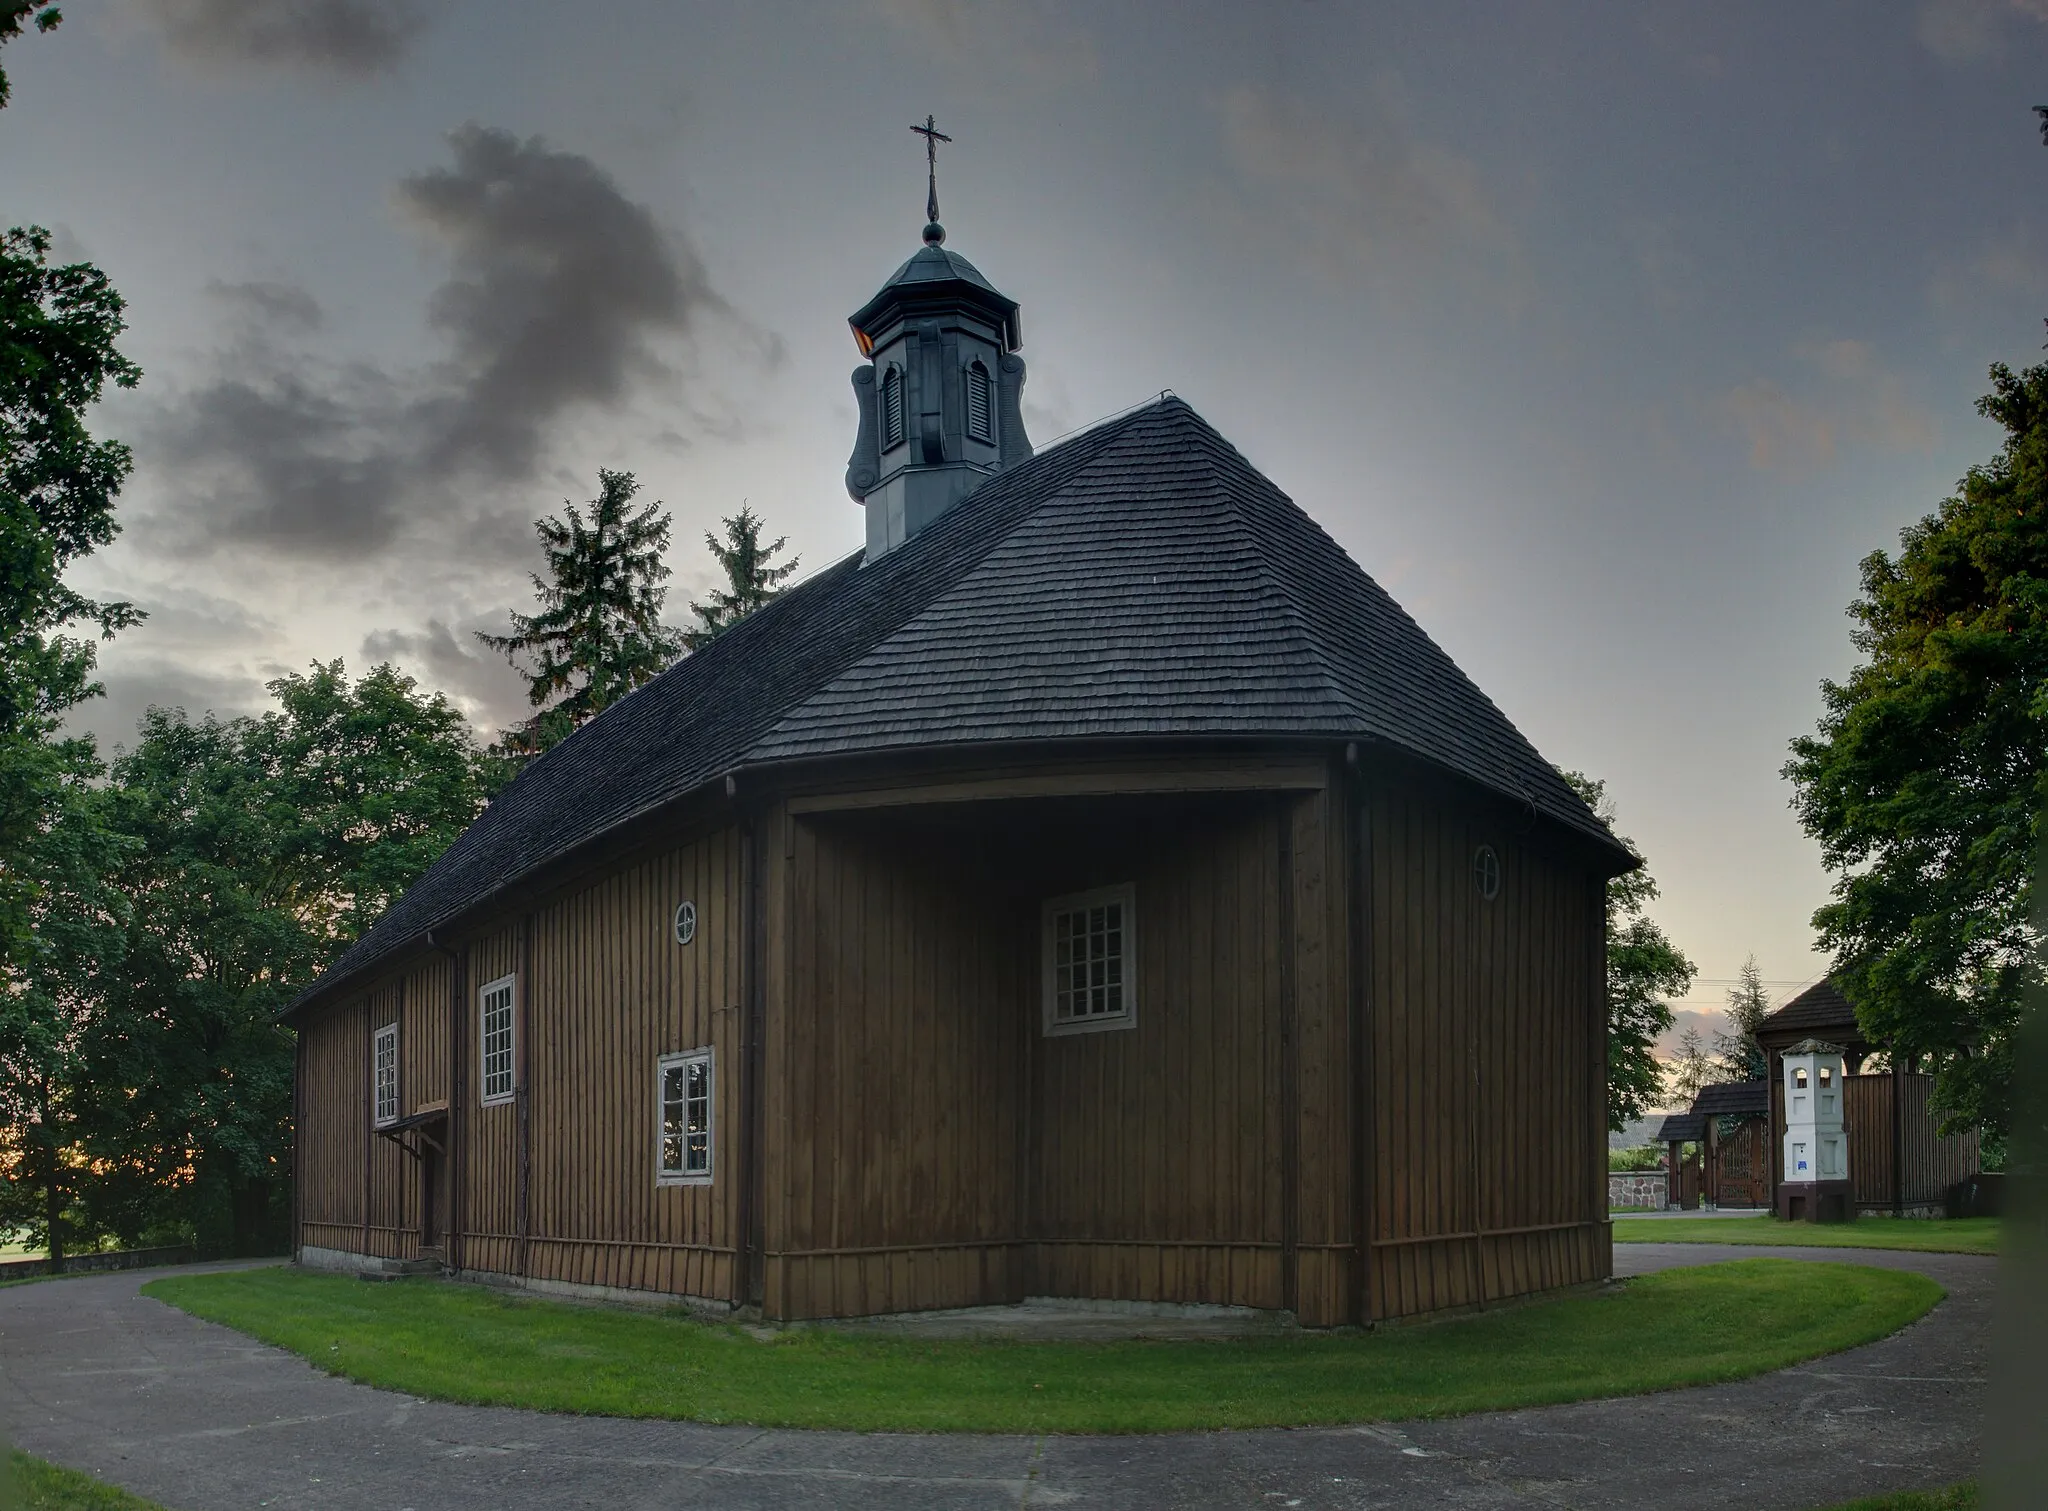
[479,469,683,758]
[684,504,799,650]
[1715,955,1772,1083]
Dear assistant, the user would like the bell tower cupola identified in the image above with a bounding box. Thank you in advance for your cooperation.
[845,116,1031,561]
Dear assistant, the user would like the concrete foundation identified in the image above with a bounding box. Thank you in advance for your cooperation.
[1777,1179,1855,1223]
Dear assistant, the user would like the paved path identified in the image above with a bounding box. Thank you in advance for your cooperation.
[0,1245,1984,1510]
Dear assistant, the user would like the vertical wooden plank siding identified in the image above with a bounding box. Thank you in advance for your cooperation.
[520,826,743,1300]
[293,765,1607,1329]
[761,793,1343,1321]
[1366,769,1608,1320]
[1844,1073,1980,1209]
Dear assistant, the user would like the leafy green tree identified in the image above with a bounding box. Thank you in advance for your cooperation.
[479,469,683,758]
[0,4,60,111]
[1563,770,1700,1129]
[683,503,798,650]
[1,226,141,957]
[1786,358,2048,1139]
[86,663,494,1255]
[0,777,131,1265]
[0,225,139,1260]
[1715,955,1772,1083]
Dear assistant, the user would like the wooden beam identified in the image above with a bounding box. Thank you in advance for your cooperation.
[786,758,1329,816]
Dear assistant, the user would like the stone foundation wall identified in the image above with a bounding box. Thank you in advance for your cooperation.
[1608,1171,1670,1209]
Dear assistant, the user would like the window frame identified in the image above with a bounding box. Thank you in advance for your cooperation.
[478,973,517,1108]
[372,1022,400,1128]
[1041,883,1137,1037]
[655,1047,715,1186]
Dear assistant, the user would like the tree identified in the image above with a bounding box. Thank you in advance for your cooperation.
[0,4,60,111]
[0,225,139,1262]
[0,776,130,1265]
[1786,358,2048,1139]
[1563,771,1700,1129]
[1,226,142,952]
[479,469,683,759]
[1715,955,1772,1083]
[85,663,495,1255]
[1666,1025,1716,1106]
[683,503,799,650]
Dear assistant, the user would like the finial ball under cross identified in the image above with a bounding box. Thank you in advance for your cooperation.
[911,113,952,244]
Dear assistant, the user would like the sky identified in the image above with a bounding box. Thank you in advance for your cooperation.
[5,0,2047,1065]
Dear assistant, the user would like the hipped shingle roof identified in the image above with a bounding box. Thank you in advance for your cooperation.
[292,398,1630,1017]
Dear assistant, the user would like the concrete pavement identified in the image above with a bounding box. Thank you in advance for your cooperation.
[0,1244,1985,1509]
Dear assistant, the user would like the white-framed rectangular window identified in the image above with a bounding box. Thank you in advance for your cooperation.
[479,973,516,1106]
[657,1049,713,1184]
[1042,884,1136,1036]
[372,1022,399,1127]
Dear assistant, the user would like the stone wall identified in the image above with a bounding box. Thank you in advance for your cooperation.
[1608,1171,1670,1210]
[0,1245,196,1282]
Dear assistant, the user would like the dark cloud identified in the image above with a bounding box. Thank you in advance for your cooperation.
[127,0,432,78]
[72,657,270,756]
[362,617,529,735]
[145,126,725,564]
[207,278,324,332]
[397,123,719,479]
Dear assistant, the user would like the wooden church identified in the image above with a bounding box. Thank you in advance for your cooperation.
[288,167,1634,1327]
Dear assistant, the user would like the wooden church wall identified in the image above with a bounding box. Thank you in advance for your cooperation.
[762,810,1034,1320]
[758,783,1353,1324]
[1030,793,1324,1317]
[295,827,744,1300]
[297,959,448,1263]
[519,826,744,1301]
[1365,767,1608,1320]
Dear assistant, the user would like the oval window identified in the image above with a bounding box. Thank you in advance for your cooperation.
[1473,845,1501,901]
[674,900,697,946]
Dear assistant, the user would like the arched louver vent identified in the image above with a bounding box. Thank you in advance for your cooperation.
[881,364,905,450]
[965,360,994,444]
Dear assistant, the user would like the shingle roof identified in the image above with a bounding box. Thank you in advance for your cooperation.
[292,398,1631,1016]
[1690,1082,1770,1118]
[1758,978,1859,1042]
[1654,1113,1705,1143]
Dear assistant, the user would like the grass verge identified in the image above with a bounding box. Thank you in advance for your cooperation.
[1613,1216,1998,1254]
[5,1451,168,1511]
[1819,1485,1976,1510]
[145,1258,1939,1433]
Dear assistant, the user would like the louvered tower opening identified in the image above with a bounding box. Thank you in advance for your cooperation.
[965,360,994,444]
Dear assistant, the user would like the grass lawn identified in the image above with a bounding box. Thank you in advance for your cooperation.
[1614,1216,1999,1255]
[145,1258,1939,1434]
[5,1452,169,1511]
[1820,1485,1976,1510]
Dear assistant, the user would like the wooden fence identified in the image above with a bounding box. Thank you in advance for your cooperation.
[1843,1074,1979,1211]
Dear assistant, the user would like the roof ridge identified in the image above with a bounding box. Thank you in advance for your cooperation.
[1178,424,1359,724]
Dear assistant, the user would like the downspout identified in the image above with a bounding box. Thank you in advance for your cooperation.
[1343,743,1376,1326]
[1276,796,1300,1317]
[730,776,768,1312]
[519,914,534,1277]
[428,931,464,1276]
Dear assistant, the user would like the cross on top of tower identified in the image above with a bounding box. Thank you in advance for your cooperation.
[910,114,951,245]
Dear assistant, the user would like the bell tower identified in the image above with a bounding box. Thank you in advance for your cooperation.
[844,117,1031,561]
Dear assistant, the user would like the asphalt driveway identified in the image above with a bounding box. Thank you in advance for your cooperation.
[0,1244,1984,1510]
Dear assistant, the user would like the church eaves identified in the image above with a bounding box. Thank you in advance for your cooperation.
[287,397,1633,1021]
